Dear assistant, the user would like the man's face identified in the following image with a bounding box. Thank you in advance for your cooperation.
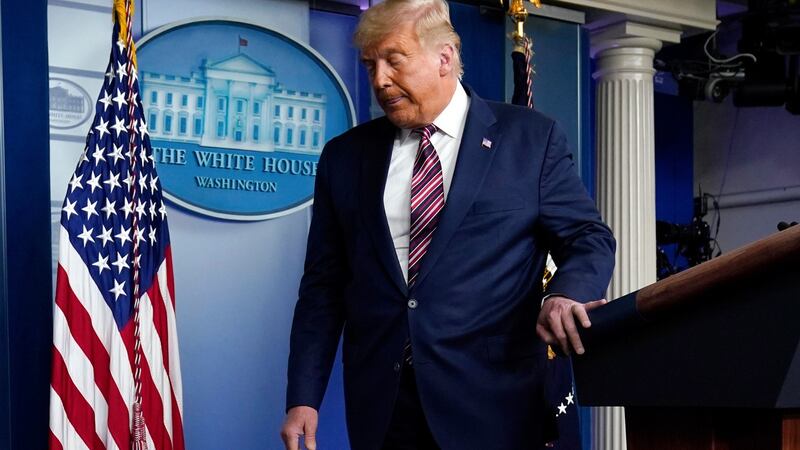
[361,22,452,129]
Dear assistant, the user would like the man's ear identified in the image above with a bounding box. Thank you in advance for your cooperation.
[438,44,455,77]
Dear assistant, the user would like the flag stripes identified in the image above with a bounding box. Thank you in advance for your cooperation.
[53,228,183,449]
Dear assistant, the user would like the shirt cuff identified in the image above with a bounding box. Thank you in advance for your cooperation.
[540,292,566,307]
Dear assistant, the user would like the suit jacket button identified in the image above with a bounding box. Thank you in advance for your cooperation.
[394,362,401,372]
[407,299,418,309]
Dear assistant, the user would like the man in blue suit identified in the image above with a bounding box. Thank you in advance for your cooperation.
[281,1,615,449]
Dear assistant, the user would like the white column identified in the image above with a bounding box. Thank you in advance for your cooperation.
[591,35,662,450]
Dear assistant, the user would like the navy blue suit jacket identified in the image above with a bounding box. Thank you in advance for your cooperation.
[287,88,615,450]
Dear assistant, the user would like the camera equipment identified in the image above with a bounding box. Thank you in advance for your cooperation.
[656,194,717,280]
[657,0,800,114]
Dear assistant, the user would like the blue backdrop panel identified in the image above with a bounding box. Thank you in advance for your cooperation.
[0,0,52,448]
[655,92,694,224]
[580,31,593,198]
[0,5,7,441]
[449,3,506,102]
[169,209,311,449]
[655,92,694,272]
[310,9,372,124]
[504,15,587,180]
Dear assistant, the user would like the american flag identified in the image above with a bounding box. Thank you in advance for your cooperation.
[49,3,184,450]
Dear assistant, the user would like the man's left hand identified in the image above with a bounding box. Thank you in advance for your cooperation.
[536,296,607,355]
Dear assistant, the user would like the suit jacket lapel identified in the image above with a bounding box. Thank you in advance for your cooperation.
[359,118,409,297]
[413,89,499,290]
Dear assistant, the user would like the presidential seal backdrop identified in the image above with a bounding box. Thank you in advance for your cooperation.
[137,18,356,221]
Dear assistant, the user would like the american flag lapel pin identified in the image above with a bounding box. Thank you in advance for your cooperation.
[481,137,492,149]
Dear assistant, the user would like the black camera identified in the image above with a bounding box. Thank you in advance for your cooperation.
[656,195,715,279]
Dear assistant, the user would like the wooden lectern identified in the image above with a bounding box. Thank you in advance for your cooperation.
[573,225,800,450]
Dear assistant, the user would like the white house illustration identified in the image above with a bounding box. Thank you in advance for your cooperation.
[141,53,326,154]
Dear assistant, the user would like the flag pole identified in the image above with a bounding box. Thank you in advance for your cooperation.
[113,0,147,448]
[507,0,539,109]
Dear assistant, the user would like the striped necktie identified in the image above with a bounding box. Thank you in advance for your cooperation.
[404,124,443,365]
[408,123,443,287]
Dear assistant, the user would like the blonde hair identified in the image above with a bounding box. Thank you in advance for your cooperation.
[354,0,464,79]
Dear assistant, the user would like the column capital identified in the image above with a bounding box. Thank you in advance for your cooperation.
[590,21,680,57]
[591,37,662,80]
[589,21,679,81]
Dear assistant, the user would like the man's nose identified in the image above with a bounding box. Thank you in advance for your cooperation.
[372,62,391,90]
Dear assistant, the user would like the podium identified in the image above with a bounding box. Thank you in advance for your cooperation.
[573,226,800,450]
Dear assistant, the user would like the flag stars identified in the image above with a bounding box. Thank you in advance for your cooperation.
[109,279,127,300]
[77,225,95,247]
[556,390,575,417]
[92,254,110,275]
[81,198,99,219]
[103,171,121,194]
[111,252,129,273]
[135,201,146,220]
[99,90,113,112]
[92,145,106,164]
[111,115,127,136]
[62,199,78,220]
[108,143,125,165]
[68,173,83,192]
[115,225,132,245]
[121,197,134,219]
[138,119,149,138]
[149,175,159,193]
[95,118,109,139]
[112,89,127,110]
[139,148,151,166]
[86,172,102,193]
[122,173,134,191]
[101,198,117,219]
[96,225,114,247]
[134,226,147,245]
[138,173,149,193]
[60,28,170,311]
[116,61,127,83]
[124,145,135,162]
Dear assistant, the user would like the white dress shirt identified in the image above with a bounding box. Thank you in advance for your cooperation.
[383,83,471,283]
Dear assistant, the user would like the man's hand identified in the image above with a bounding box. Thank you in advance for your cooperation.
[536,295,607,355]
[280,406,319,450]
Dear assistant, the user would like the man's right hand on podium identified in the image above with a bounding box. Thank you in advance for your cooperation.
[537,296,608,355]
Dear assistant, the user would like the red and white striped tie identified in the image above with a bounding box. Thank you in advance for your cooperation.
[408,123,443,287]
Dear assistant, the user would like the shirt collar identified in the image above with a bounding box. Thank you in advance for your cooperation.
[398,82,470,144]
